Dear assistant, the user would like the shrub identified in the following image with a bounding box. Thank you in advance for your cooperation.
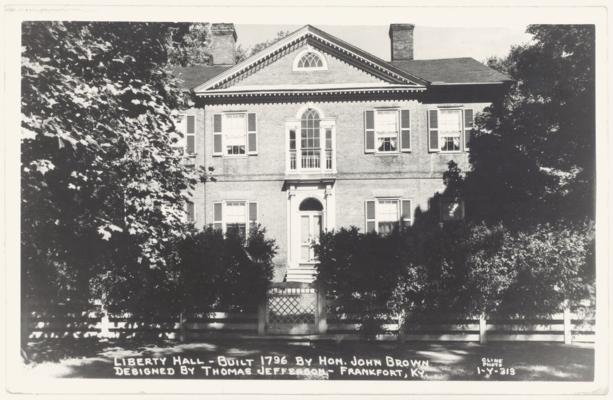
[496,221,595,317]
[176,225,276,314]
[318,220,595,327]
[316,227,414,334]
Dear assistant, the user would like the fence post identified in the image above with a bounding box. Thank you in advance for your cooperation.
[563,304,572,344]
[316,288,328,334]
[397,310,406,343]
[479,313,487,344]
[99,308,111,339]
[258,300,267,336]
[179,312,186,343]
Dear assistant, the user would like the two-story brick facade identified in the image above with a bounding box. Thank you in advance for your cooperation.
[173,23,511,282]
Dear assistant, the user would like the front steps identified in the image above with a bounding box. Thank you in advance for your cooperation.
[285,265,317,283]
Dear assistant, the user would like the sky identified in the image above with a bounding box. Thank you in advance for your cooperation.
[235,25,534,63]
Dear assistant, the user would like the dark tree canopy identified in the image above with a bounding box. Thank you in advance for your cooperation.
[456,24,595,225]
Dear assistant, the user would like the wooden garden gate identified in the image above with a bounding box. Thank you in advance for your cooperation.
[258,282,327,335]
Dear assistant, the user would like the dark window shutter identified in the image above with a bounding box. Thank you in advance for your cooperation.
[186,115,195,134]
[248,202,258,228]
[186,201,195,222]
[213,114,222,155]
[186,135,195,154]
[213,114,222,132]
[400,109,411,152]
[247,113,257,154]
[365,200,376,232]
[428,110,439,152]
[464,109,474,149]
[213,202,222,223]
[401,200,411,222]
[364,110,375,153]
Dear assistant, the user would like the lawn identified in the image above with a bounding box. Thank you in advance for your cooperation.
[22,338,594,381]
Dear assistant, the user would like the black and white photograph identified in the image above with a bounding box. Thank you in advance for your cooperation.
[2,2,609,397]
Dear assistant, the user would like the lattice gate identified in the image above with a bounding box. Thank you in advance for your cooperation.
[259,282,327,335]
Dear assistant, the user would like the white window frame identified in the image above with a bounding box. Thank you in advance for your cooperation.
[285,117,336,174]
[292,48,328,71]
[430,107,472,154]
[222,112,248,157]
[374,109,400,154]
[213,200,258,235]
[366,198,412,234]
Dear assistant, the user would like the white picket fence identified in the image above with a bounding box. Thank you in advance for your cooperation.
[26,308,595,343]
[326,311,595,343]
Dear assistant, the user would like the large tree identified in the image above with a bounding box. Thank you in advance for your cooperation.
[456,25,595,225]
[21,22,200,309]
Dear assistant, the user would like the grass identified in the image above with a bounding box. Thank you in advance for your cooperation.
[22,338,594,381]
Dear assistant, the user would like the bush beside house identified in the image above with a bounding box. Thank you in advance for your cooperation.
[317,220,595,332]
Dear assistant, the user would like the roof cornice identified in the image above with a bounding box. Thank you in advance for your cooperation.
[198,85,426,99]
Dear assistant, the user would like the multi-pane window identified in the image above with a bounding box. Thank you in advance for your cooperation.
[365,198,411,234]
[225,201,247,238]
[224,113,246,155]
[212,201,258,240]
[375,110,399,152]
[213,112,257,156]
[377,199,400,234]
[429,108,473,153]
[296,52,324,69]
[300,109,321,169]
[439,109,462,152]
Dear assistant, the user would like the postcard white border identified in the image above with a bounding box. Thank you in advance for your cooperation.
[2,1,610,397]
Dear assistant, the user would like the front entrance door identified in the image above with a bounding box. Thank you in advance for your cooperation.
[287,194,328,282]
[300,211,322,265]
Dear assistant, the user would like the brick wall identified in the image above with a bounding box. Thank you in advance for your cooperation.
[237,46,382,86]
[194,98,489,280]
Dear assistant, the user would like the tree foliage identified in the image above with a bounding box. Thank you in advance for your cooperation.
[465,25,595,224]
[235,30,291,63]
[21,22,201,308]
[318,221,594,325]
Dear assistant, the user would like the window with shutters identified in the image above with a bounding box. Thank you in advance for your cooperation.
[365,198,411,234]
[375,110,398,152]
[212,200,258,240]
[176,114,196,157]
[439,109,462,152]
[428,108,474,153]
[365,109,411,154]
[224,113,247,155]
[213,112,257,157]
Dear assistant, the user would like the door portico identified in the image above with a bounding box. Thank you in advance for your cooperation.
[286,181,335,282]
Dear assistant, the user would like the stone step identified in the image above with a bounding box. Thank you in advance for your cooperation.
[286,267,317,283]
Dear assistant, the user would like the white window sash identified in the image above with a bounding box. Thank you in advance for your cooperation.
[222,113,247,156]
[374,109,400,153]
[437,109,463,153]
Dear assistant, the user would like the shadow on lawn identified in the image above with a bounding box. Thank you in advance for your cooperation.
[24,339,594,381]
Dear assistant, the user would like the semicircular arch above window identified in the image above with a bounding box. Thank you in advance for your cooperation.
[293,49,328,71]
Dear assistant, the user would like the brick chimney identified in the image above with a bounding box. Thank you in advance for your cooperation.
[389,24,414,61]
[210,23,237,65]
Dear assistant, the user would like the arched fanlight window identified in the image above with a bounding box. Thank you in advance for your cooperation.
[299,197,323,211]
[293,49,327,71]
